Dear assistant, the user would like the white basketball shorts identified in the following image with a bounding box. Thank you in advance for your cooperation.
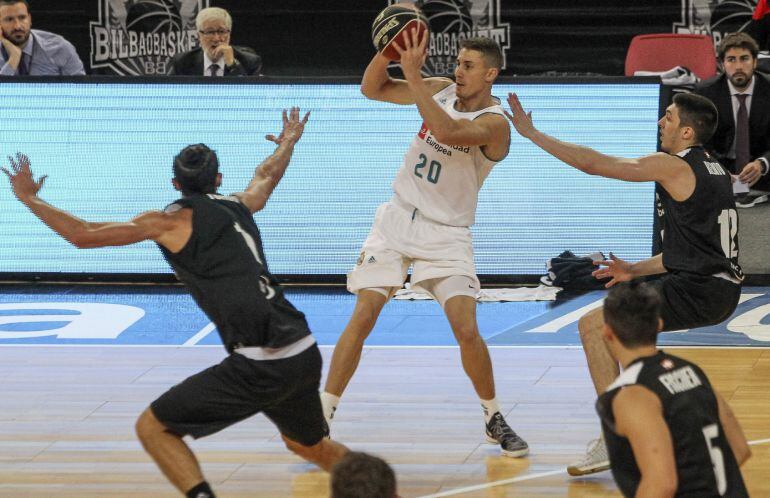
[347,198,480,304]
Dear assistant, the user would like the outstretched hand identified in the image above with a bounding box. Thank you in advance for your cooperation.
[503,93,537,139]
[393,27,428,81]
[265,107,310,145]
[592,253,634,288]
[2,153,47,202]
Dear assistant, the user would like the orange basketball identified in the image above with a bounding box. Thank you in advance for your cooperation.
[371,4,430,62]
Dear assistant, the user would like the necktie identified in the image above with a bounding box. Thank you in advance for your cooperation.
[208,64,219,77]
[735,94,750,171]
[17,54,29,75]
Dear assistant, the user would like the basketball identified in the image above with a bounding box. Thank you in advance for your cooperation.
[371,4,430,61]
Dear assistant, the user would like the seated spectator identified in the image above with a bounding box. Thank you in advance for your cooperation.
[168,7,261,77]
[695,32,770,208]
[330,451,398,498]
[0,0,85,76]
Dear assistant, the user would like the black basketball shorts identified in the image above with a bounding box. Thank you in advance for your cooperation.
[150,344,325,447]
[649,271,741,332]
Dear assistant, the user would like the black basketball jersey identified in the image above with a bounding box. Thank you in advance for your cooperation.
[597,352,748,498]
[158,194,311,352]
[655,146,743,280]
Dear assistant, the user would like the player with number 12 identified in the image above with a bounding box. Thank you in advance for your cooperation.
[506,90,745,478]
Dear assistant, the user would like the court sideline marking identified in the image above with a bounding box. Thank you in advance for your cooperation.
[417,438,770,498]
[182,322,216,346]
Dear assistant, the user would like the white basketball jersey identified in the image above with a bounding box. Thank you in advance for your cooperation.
[392,84,506,227]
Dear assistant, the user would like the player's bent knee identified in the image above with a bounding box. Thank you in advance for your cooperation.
[351,309,379,331]
[452,323,480,344]
[282,434,322,460]
[135,408,164,442]
[578,308,603,339]
[350,292,388,331]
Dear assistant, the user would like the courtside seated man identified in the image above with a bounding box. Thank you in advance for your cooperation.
[597,281,750,497]
[320,30,528,457]
[0,0,85,76]
[506,92,744,475]
[3,108,348,498]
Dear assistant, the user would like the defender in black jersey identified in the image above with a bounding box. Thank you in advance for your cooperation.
[506,93,744,476]
[598,282,750,497]
[3,108,349,498]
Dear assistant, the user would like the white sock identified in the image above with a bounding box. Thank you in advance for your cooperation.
[320,392,340,424]
[480,398,501,424]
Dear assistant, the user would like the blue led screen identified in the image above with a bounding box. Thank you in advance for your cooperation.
[0,81,658,275]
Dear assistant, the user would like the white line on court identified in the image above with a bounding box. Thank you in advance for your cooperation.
[416,438,770,498]
[416,469,565,498]
[182,322,216,346]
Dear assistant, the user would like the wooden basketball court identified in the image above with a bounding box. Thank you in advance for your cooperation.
[0,345,767,497]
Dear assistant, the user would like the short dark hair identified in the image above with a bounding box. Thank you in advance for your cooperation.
[673,93,718,144]
[0,0,29,8]
[460,37,503,70]
[331,452,396,498]
[718,32,759,61]
[173,144,219,195]
[603,281,661,348]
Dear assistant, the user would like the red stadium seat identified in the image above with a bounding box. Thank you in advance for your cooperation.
[625,34,718,80]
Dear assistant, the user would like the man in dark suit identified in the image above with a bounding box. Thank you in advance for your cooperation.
[168,6,261,77]
[695,32,770,208]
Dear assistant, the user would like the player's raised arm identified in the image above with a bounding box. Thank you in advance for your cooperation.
[360,49,450,105]
[363,6,450,105]
[3,153,184,249]
[234,107,309,214]
[505,93,693,190]
[395,29,507,150]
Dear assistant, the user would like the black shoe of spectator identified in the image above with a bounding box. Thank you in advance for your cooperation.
[736,193,769,208]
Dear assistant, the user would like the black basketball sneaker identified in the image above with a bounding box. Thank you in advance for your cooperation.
[485,412,529,457]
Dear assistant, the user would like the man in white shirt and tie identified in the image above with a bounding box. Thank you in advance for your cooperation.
[168,7,261,77]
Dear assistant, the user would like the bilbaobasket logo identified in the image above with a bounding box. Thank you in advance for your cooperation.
[90,0,209,75]
[389,0,510,77]
[673,0,756,48]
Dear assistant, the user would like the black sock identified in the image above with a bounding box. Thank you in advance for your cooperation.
[186,481,215,498]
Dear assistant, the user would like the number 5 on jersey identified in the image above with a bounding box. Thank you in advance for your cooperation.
[702,423,727,495]
[414,153,441,184]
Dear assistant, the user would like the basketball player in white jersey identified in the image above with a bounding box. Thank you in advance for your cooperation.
[320,29,528,457]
